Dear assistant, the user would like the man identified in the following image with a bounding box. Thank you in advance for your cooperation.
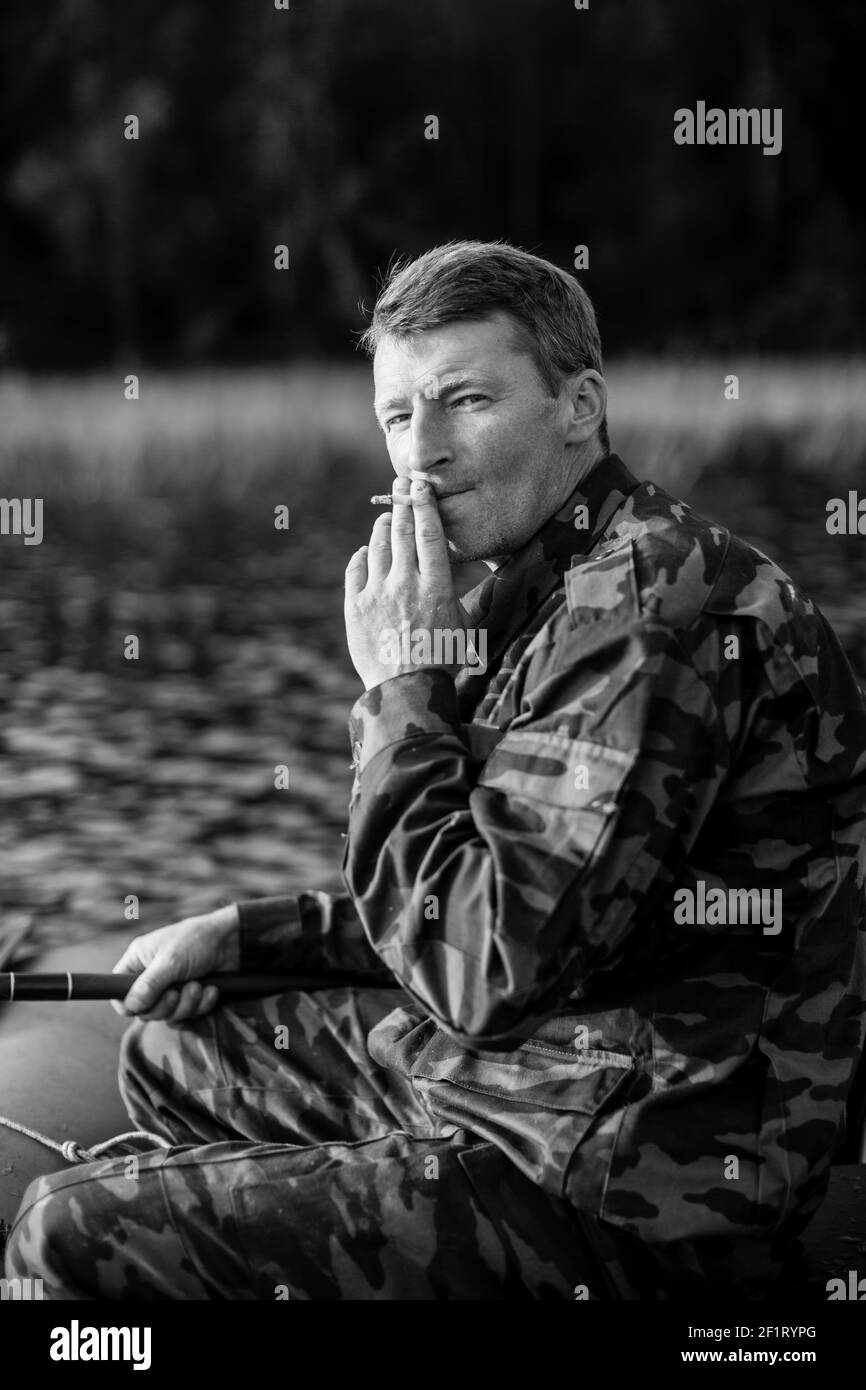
[6,241,866,1299]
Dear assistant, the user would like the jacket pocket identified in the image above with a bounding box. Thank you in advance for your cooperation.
[408,1027,636,1199]
[476,732,635,814]
[472,734,637,880]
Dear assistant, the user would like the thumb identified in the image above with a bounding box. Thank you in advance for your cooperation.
[120,954,179,1014]
[109,941,148,1015]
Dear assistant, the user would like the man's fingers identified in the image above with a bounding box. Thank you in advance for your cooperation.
[166,980,203,1022]
[132,989,181,1023]
[364,511,394,586]
[122,956,183,1015]
[409,477,451,581]
[388,480,417,577]
[344,546,368,598]
[163,980,219,1026]
[112,978,220,1023]
[164,984,215,1028]
[197,984,220,1015]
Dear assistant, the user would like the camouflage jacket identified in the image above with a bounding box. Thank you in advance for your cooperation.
[237,453,866,1261]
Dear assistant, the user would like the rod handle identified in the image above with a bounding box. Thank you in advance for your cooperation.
[0,971,376,1002]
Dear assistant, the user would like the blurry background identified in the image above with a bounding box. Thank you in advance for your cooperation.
[1,0,864,951]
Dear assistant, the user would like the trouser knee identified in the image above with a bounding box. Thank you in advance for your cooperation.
[4,1173,83,1295]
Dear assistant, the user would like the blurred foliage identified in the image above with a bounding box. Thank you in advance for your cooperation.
[0,0,863,367]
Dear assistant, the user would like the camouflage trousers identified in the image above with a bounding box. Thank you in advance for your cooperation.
[3,985,636,1301]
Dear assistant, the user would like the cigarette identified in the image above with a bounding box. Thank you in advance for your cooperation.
[371,474,431,505]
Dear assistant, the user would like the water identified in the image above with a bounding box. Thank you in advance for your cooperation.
[1,455,864,953]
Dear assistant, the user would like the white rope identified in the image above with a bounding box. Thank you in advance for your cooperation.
[0,1113,171,1165]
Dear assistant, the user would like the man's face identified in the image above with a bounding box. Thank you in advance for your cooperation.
[372,311,589,564]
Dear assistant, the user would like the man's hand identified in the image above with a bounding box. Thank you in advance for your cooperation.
[110,904,240,1025]
[345,473,472,691]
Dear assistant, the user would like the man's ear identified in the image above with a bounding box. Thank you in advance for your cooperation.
[561,369,607,445]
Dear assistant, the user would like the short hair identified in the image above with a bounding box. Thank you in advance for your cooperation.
[358,239,609,455]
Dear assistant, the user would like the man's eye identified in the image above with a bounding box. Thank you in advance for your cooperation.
[451,394,486,407]
[385,414,411,430]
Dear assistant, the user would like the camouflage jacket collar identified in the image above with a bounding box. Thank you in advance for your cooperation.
[455,454,641,712]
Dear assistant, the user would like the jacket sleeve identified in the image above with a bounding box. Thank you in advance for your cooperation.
[234,888,395,981]
[342,610,732,1048]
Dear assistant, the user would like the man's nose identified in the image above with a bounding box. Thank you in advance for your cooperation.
[406,406,453,473]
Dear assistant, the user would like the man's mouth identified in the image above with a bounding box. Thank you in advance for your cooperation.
[407,470,471,501]
[428,483,473,500]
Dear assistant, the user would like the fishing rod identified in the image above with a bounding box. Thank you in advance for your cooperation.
[0,970,379,1002]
